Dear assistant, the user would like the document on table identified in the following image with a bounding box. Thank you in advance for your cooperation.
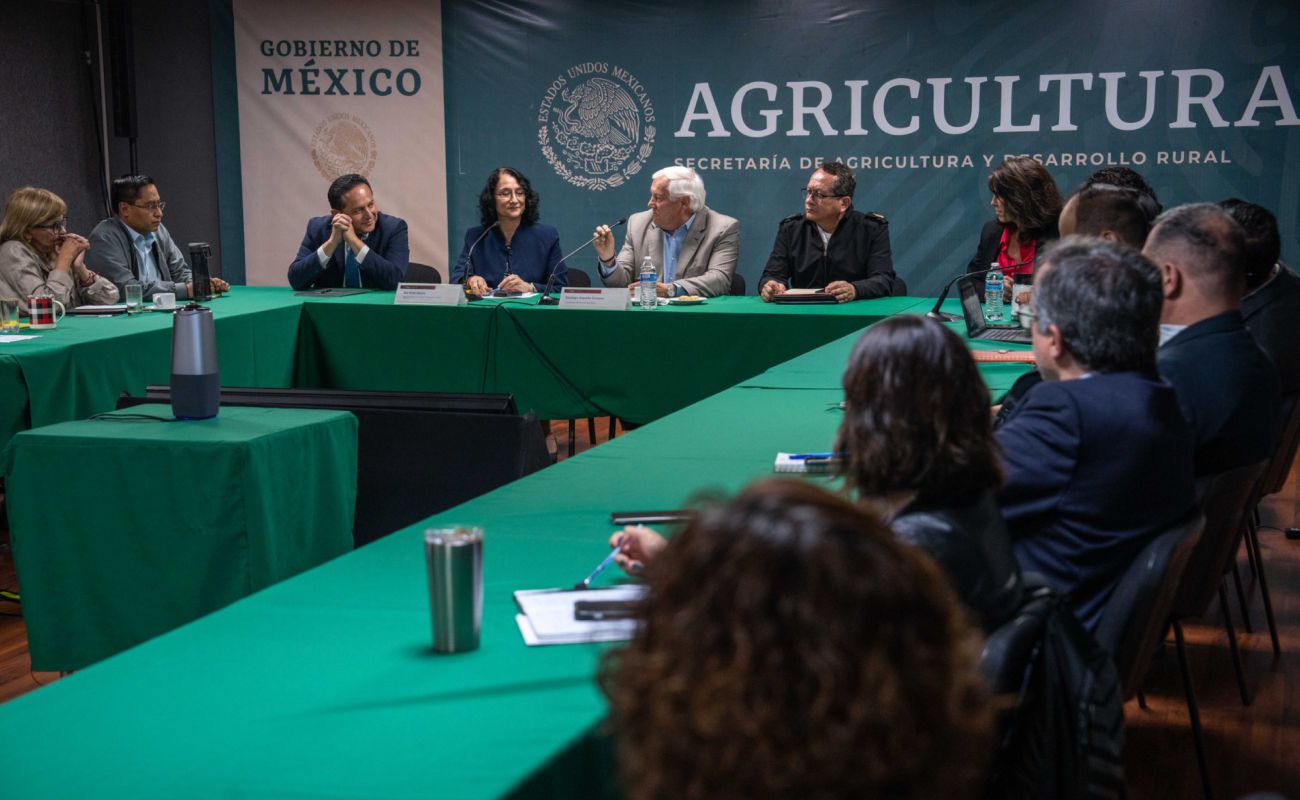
[66,304,127,315]
[514,585,645,646]
[0,334,40,343]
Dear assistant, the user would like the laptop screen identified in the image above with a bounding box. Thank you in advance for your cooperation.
[956,277,986,336]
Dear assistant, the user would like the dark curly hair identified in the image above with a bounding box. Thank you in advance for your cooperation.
[988,156,1062,241]
[477,167,540,227]
[602,479,992,800]
[835,315,1001,507]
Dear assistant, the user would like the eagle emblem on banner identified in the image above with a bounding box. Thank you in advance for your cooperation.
[539,66,656,190]
[311,113,378,181]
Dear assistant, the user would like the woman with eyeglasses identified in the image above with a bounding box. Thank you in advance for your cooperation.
[0,187,119,312]
[450,167,567,297]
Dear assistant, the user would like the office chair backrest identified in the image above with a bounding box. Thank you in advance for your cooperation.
[1094,512,1204,699]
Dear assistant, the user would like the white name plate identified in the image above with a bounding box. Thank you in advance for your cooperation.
[557,287,630,310]
[394,283,466,306]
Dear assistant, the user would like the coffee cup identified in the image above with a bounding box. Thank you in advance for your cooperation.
[153,292,176,310]
[27,295,65,330]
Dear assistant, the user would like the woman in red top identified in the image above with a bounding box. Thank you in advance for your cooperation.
[965,156,1062,299]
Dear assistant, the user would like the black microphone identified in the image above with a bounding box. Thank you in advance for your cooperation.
[460,221,499,295]
[927,259,1032,321]
[537,217,628,306]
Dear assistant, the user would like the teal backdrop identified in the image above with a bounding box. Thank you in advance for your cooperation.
[441,0,1300,295]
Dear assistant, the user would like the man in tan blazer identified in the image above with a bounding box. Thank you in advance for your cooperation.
[592,166,739,298]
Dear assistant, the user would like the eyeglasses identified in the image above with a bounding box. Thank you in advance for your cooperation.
[32,219,68,232]
[495,189,526,200]
[131,201,166,212]
[802,189,845,203]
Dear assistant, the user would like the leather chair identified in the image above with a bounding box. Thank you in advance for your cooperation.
[1095,514,1207,796]
[404,262,442,283]
[1176,460,1271,709]
[979,588,1054,695]
[729,271,746,296]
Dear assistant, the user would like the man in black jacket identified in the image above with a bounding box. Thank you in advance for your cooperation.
[1145,203,1281,476]
[758,162,897,303]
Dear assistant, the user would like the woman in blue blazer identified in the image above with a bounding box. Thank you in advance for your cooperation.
[451,167,566,296]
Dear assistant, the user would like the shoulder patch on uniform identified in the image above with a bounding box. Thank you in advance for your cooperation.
[865,211,889,225]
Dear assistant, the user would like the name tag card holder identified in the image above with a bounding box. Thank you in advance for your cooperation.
[395,283,467,306]
[556,287,631,311]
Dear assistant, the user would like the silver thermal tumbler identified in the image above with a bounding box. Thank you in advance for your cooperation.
[170,303,220,420]
[424,527,483,653]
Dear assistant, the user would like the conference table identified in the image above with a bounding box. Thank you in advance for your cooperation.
[1,288,927,459]
[4,404,359,671]
[0,289,1033,798]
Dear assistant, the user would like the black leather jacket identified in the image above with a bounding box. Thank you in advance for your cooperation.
[893,490,1024,630]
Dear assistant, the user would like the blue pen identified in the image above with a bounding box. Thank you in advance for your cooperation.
[575,545,622,589]
[789,452,841,460]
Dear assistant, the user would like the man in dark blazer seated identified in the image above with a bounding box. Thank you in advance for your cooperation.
[288,174,409,290]
[758,162,898,303]
[1144,203,1281,477]
[996,238,1195,632]
[1221,199,1300,401]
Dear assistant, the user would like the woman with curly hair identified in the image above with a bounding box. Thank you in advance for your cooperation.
[836,314,1022,629]
[603,478,992,800]
[966,155,1062,299]
[449,167,567,296]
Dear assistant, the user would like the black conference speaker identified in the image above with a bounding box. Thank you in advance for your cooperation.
[105,0,138,139]
[118,387,549,547]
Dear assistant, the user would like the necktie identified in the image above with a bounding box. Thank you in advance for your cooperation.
[344,247,361,288]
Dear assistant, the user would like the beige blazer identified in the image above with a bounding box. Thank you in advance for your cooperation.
[598,206,740,297]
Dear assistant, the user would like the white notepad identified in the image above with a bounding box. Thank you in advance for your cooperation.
[513,585,645,646]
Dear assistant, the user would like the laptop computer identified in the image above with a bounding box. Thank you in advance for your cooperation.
[957,277,1032,344]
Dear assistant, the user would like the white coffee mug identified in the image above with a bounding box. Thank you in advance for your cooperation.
[153,292,176,310]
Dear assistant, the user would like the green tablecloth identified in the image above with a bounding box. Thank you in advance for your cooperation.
[0,288,305,459]
[0,294,1035,797]
[295,293,930,422]
[740,298,1035,399]
[0,385,843,798]
[2,404,359,671]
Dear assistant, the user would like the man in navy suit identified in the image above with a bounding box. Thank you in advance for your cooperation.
[288,174,409,290]
[996,238,1195,631]
[1144,204,1281,477]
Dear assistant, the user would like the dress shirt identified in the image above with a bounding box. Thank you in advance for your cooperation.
[128,227,161,285]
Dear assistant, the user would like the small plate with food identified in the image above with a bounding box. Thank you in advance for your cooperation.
[668,295,706,306]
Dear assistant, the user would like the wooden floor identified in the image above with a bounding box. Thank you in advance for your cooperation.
[0,418,1297,796]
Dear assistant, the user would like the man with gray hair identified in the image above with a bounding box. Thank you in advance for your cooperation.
[996,237,1194,631]
[1144,203,1281,476]
[592,166,739,298]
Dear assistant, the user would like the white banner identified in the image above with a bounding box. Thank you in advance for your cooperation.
[232,0,446,286]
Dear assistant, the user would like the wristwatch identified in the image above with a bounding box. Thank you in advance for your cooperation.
[667,283,679,298]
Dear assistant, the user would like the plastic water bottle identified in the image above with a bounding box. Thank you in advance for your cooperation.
[984,264,1004,322]
[639,256,658,310]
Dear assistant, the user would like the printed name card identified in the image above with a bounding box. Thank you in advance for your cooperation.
[394,283,466,306]
[557,287,631,311]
